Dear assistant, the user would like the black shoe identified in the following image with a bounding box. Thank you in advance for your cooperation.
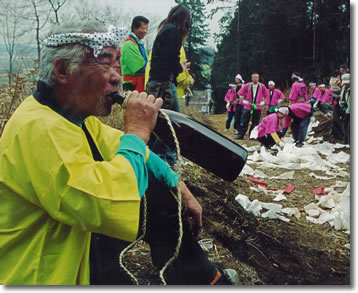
[214,269,239,285]
[295,142,304,148]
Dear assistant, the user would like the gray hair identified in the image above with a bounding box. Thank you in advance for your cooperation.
[37,21,108,86]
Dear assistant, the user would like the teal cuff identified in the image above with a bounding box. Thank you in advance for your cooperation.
[116,134,148,197]
[146,151,179,188]
[117,134,147,158]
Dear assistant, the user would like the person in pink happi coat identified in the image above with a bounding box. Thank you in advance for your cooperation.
[313,84,333,115]
[289,72,308,105]
[257,107,287,150]
[236,73,268,139]
[281,103,313,148]
[265,80,286,115]
[224,74,244,133]
[308,82,320,106]
[224,85,239,132]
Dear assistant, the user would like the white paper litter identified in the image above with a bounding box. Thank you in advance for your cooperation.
[242,164,255,176]
[273,193,287,201]
[242,133,350,232]
[272,171,295,180]
[253,169,268,178]
[281,207,301,219]
[327,151,350,164]
[250,126,258,139]
[308,172,336,180]
[235,194,295,223]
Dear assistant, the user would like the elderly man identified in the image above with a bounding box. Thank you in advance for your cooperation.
[120,16,149,92]
[0,21,237,285]
[237,73,268,139]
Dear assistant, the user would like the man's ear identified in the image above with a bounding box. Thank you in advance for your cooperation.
[53,58,68,85]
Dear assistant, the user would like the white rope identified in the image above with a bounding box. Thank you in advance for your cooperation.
[118,96,184,285]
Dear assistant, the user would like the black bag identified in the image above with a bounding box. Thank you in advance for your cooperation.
[146,81,175,110]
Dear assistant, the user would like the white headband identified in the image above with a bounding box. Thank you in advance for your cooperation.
[43,25,128,57]
[291,73,303,82]
[318,84,325,88]
[268,80,275,86]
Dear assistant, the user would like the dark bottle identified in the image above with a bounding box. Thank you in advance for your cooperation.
[111,92,248,182]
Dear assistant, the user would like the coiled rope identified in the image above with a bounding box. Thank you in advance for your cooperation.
[118,96,183,285]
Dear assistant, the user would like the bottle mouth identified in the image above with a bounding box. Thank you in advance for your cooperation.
[107,91,126,105]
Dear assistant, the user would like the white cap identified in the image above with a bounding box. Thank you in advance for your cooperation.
[276,107,289,115]
[235,74,244,82]
[309,82,316,86]
[268,80,275,86]
[342,73,350,84]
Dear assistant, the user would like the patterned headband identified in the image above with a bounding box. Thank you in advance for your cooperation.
[43,25,128,57]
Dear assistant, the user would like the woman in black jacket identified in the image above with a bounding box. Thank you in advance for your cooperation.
[147,4,191,112]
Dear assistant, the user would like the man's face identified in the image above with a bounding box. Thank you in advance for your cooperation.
[235,78,241,84]
[319,86,326,92]
[268,84,275,90]
[66,47,121,119]
[133,22,148,40]
[251,74,259,84]
[277,112,284,119]
[340,67,348,75]
[310,85,316,90]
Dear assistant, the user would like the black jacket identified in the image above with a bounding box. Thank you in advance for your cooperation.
[148,23,183,84]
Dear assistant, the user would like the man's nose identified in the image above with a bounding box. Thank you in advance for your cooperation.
[109,67,121,86]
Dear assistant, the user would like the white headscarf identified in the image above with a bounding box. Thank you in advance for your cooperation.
[43,25,128,57]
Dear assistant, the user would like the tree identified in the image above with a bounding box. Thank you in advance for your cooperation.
[47,0,68,24]
[0,1,27,85]
[210,0,349,113]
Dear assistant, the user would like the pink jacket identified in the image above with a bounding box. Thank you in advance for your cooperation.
[289,81,308,104]
[266,89,286,112]
[258,113,281,138]
[317,89,334,104]
[310,87,320,100]
[224,87,239,112]
[283,103,312,128]
[238,82,268,110]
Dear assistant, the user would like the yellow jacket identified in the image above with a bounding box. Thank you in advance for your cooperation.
[0,97,145,285]
[145,46,193,98]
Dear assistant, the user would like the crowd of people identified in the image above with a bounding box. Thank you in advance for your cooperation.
[224,66,350,150]
[0,4,239,286]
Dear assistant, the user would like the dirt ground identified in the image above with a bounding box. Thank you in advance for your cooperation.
[121,106,350,285]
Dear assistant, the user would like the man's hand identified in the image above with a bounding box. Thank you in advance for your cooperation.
[124,91,163,143]
[179,181,202,237]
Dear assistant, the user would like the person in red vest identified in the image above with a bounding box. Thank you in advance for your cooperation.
[120,16,149,92]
